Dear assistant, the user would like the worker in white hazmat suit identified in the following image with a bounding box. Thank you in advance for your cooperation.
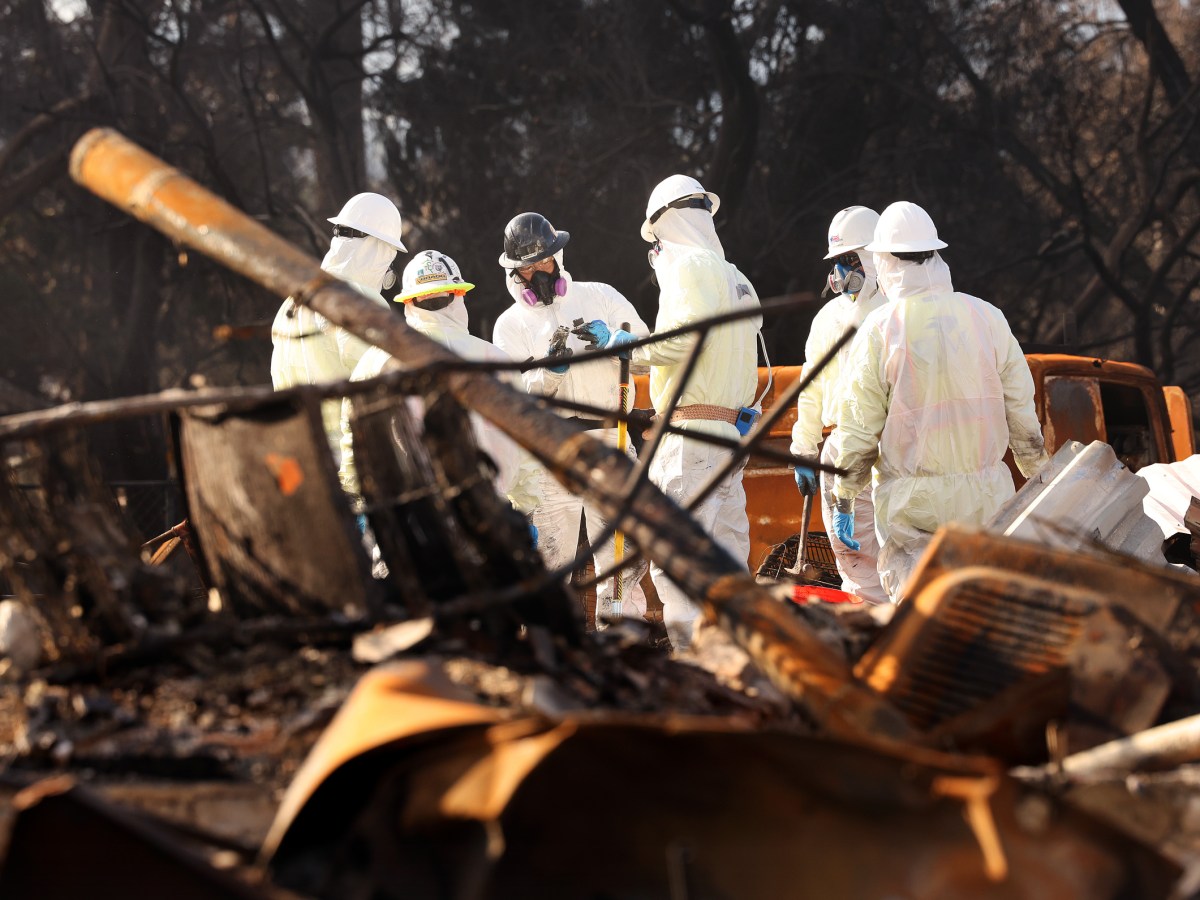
[604,175,761,651]
[271,192,407,463]
[832,201,1050,601]
[493,213,650,624]
[790,206,888,604]
[338,250,535,515]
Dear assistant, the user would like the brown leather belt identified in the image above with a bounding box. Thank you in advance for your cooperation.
[669,404,740,425]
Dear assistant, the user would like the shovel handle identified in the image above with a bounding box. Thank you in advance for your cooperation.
[784,491,816,580]
[613,323,632,605]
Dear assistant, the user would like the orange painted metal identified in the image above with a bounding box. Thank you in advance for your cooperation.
[638,355,1191,575]
[1163,385,1196,460]
[1027,354,1176,462]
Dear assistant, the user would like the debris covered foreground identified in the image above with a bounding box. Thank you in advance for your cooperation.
[1,129,1199,898]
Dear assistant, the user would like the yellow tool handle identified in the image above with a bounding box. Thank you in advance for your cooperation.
[613,322,632,606]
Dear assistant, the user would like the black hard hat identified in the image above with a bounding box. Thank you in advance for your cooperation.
[498,212,570,269]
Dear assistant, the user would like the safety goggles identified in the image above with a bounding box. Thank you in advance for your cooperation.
[647,195,713,229]
[515,257,556,279]
[332,224,368,240]
[830,251,861,268]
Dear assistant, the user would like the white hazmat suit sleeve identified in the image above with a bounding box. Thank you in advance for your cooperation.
[996,325,1050,477]
[632,255,715,368]
[832,324,888,503]
[791,302,843,458]
[493,312,568,397]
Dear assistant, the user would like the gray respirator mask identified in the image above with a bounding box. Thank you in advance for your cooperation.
[824,253,865,298]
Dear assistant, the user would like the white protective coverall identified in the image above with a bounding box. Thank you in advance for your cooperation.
[790,255,888,604]
[492,255,649,621]
[271,234,396,462]
[634,208,761,650]
[833,252,1049,600]
[338,296,533,511]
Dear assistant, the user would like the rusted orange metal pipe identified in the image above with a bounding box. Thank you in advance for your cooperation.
[68,128,912,743]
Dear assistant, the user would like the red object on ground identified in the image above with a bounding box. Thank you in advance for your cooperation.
[792,584,861,605]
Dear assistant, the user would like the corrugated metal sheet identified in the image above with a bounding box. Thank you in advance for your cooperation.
[987,440,1167,565]
[1137,454,1200,539]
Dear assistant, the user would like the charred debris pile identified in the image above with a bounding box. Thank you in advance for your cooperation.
[0,129,1198,898]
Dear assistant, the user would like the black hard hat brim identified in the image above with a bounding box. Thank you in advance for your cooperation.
[498,230,570,269]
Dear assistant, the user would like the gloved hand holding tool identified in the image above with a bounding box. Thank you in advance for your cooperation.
[607,329,637,360]
[833,497,860,551]
[546,324,572,374]
[785,462,818,581]
[793,464,818,497]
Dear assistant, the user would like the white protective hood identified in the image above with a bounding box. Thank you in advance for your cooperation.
[403,294,471,342]
[321,234,398,294]
[872,249,952,301]
[651,206,726,260]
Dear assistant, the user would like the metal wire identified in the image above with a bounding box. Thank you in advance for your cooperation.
[529,395,828,468]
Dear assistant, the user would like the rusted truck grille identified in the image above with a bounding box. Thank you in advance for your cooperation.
[867,575,1091,730]
[854,526,1192,756]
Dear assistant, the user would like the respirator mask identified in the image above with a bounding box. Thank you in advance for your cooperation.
[647,240,662,288]
[825,252,865,298]
[382,262,398,292]
[516,261,567,306]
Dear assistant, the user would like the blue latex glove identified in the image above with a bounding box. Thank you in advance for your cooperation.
[606,329,637,360]
[546,344,571,374]
[793,465,818,497]
[572,319,612,348]
[355,513,368,535]
[833,508,860,551]
[529,521,539,548]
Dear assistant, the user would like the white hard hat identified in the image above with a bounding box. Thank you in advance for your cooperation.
[397,250,474,303]
[328,192,407,252]
[865,201,948,253]
[824,206,880,259]
[640,174,720,242]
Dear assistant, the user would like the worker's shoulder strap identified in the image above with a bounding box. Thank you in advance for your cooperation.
[754,330,772,410]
